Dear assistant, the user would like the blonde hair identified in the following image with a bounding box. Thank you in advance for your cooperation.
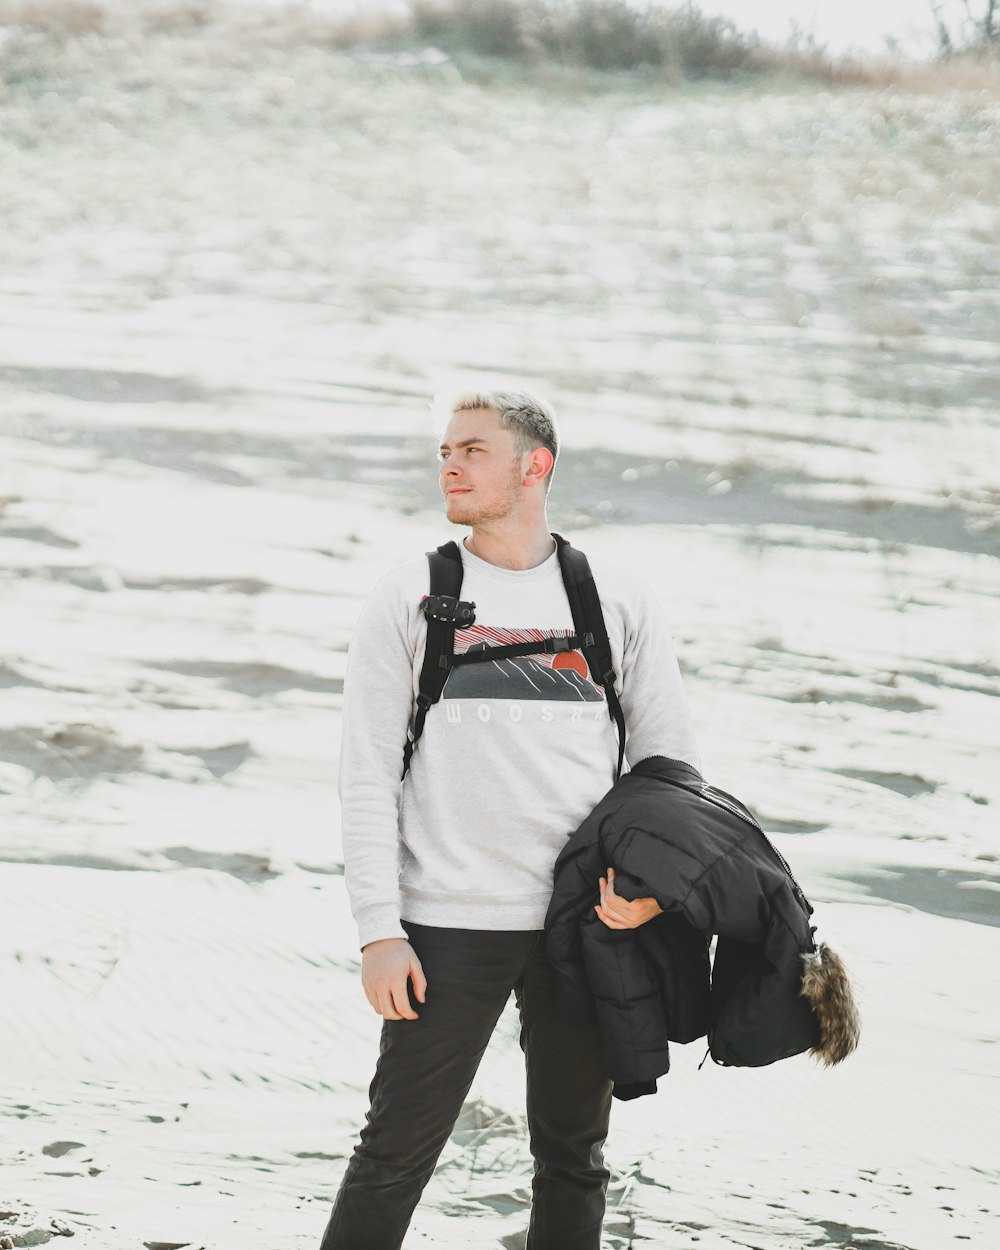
[430,386,559,491]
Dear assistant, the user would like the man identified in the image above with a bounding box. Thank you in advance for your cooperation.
[319,387,701,1250]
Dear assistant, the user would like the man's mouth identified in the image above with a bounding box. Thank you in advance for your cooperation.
[446,488,471,495]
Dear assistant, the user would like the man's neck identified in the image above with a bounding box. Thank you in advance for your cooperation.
[463,523,556,571]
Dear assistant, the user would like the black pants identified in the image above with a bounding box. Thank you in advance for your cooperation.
[318,920,614,1250]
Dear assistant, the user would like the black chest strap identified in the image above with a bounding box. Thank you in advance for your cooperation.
[449,631,593,667]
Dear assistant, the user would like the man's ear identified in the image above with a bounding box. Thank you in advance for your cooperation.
[524,446,554,488]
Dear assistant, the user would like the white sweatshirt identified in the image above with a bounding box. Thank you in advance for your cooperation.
[338,538,701,951]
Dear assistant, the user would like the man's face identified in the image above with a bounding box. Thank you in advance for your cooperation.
[438,407,526,527]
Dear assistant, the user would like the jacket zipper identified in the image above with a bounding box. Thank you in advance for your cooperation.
[667,779,814,916]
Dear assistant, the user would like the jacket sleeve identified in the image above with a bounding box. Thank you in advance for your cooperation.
[338,570,418,951]
[615,573,702,775]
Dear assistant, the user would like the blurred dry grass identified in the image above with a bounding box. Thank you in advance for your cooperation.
[0,0,216,35]
[0,0,109,34]
[0,0,997,89]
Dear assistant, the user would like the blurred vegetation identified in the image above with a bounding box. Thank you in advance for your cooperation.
[0,0,998,90]
[404,0,762,79]
[928,1,998,53]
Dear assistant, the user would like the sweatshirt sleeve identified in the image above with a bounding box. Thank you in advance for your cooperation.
[615,573,702,775]
[338,570,419,951]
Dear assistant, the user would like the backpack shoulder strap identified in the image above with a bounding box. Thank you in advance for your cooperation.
[402,541,463,779]
[553,532,627,781]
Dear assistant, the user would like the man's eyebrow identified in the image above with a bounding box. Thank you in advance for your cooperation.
[438,437,491,451]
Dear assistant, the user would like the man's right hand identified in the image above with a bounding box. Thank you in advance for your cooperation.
[360,938,427,1021]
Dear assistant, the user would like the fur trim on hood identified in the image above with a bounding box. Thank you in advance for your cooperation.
[800,942,862,1066]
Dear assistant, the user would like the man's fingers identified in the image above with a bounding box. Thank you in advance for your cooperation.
[602,872,644,922]
[602,884,631,920]
[390,980,419,1020]
[361,940,425,1019]
[377,989,402,1020]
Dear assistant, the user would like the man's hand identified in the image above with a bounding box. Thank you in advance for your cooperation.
[361,938,427,1020]
[594,867,663,930]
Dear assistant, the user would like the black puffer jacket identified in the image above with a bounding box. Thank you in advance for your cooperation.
[543,755,823,1100]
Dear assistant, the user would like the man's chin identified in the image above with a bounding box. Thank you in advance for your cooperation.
[444,500,475,525]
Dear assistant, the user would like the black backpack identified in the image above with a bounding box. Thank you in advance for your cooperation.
[402,532,627,782]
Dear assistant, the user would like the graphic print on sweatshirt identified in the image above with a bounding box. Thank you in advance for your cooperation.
[442,626,604,702]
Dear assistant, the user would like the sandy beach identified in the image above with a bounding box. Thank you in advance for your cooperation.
[1,9,999,1247]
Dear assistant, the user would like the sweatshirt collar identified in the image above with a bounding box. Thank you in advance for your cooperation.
[459,537,560,581]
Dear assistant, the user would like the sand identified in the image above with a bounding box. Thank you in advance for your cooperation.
[1,11,999,1248]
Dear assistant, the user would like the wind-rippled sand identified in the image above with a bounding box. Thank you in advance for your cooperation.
[1,14,998,1248]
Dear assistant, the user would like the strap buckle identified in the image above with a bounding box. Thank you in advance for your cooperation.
[420,594,476,628]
